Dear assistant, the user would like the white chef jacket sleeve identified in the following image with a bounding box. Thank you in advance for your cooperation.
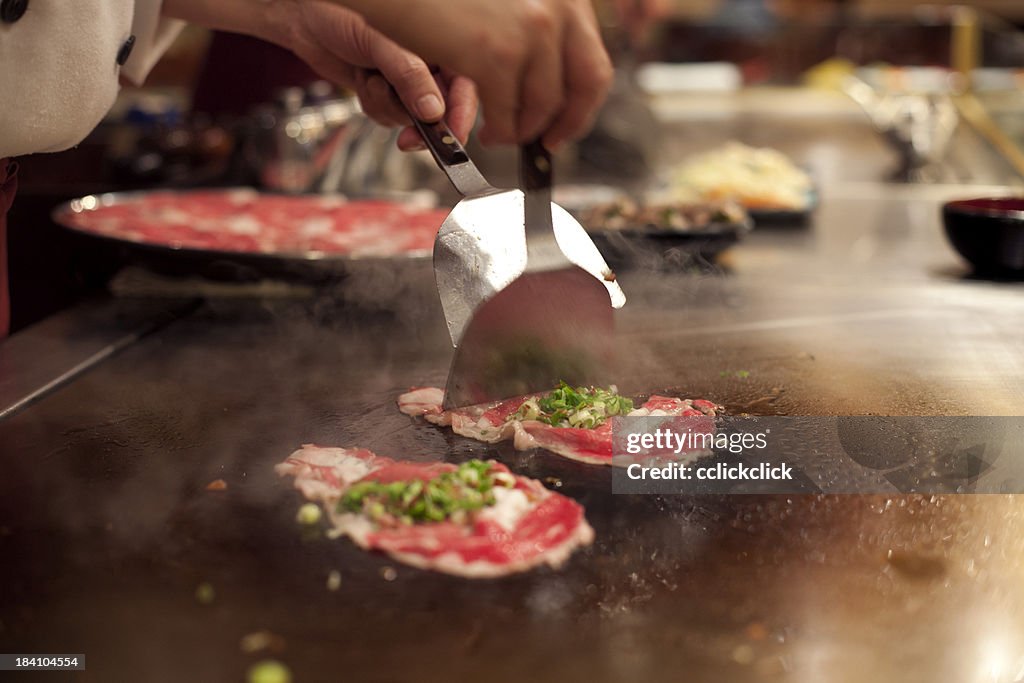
[120,0,185,85]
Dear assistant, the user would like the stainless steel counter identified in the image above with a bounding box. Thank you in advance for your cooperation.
[1,97,1024,682]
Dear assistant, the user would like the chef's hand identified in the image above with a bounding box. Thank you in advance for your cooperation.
[162,0,476,151]
[278,2,478,151]
[341,0,615,150]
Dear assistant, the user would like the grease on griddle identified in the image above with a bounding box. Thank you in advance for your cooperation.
[886,549,947,580]
[240,630,287,655]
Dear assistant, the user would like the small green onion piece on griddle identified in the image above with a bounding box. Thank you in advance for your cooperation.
[248,660,292,683]
[295,503,322,525]
[195,582,215,605]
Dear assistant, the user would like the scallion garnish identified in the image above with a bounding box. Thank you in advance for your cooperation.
[338,460,512,525]
[511,381,634,429]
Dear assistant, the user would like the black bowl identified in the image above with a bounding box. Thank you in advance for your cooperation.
[942,197,1024,276]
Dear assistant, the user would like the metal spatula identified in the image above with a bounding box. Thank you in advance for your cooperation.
[407,116,625,408]
[408,119,624,341]
[442,141,625,408]
[407,116,622,409]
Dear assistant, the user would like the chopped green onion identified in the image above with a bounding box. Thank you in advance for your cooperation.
[511,382,634,428]
[337,460,511,526]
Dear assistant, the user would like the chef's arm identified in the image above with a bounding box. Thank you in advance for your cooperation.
[163,0,612,150]
[156,0,281,47]
[157,0,477,149]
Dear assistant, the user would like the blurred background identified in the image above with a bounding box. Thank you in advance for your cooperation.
[8,0,1024,332]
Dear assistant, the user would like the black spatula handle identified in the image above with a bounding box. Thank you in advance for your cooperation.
[408,118,469,167]
[519,139,553,192]
[375,70,494,197]
[372,67,468,168]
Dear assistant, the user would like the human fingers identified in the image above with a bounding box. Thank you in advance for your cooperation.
[356,71,409,127]
[473,38,527,146]
[395,73,477,151]
[442,73,478,144]
[541,11,613,150]
[514,5,565,142]
[368,34,446,123]
[515,46,565,144]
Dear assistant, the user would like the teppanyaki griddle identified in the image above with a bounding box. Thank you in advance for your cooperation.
[2,252,1023,683]
[5,124,1024,681]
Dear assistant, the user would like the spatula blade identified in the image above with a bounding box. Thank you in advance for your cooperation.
[442,266,613,409]
[434,192,625,346]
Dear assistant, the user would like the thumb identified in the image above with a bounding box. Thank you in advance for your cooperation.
[368,36,445,122]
